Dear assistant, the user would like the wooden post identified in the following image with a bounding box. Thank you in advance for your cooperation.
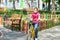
[0,16,2,25]
[38,0,40,9]
[48,14,51,20]
[23,20,28,34]
[21,18,22,31]
[59,18,60,25]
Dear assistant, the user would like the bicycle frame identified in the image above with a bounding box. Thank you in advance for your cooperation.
[27,20,35,40]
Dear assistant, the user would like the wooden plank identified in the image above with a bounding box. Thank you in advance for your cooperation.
[0,16,2,25]
[0,7,4,11]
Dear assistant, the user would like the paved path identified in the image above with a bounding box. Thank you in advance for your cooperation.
[38,25,60,40]
[0,25,60,40]
[0,25,27,40]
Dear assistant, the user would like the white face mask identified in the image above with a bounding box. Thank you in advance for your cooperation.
[34,9,37,13]
[34,11,37,13]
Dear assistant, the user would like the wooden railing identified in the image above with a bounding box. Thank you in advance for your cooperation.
[22,14,60,33]
[0,7,4,11]
[2,13,60,32]
[40,14,60,20]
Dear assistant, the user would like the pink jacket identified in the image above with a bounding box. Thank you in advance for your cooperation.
[32,12,40,23]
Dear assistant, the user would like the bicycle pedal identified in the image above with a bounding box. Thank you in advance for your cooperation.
[28,30,31,32]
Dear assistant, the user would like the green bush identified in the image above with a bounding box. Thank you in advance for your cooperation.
[56,10,60,14]
[6,9,27,16]
[0,11,4,15]
[0,9,60,18]
[39,10,51,14]
[47,20,53,29]
[47,20,59,29]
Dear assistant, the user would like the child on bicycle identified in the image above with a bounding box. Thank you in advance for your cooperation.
[31,7,40,40]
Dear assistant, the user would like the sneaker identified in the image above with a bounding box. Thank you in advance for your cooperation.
[35,38,38,40]
[31,38,33,40]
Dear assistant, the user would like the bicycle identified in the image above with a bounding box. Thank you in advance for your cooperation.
[27,21,35,40]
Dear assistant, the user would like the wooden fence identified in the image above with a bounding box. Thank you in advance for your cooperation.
[40,14,60,20]
[0,16,2,25]
[22,14,60,33]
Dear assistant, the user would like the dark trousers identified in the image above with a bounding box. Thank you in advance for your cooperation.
[33,23,38,38]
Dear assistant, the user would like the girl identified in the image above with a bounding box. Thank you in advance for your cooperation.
[31,7,40,40]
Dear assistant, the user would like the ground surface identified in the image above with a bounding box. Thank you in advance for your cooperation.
[0,25,27,40]
[0,25,60,40]
[38,25,60,40]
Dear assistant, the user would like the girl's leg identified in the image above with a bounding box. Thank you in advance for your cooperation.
[34,23,38,38]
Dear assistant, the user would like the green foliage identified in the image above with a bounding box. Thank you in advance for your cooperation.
[6,9,27,17]
[56,11,60,14]
[42,0,49,3]
[0,11,4,15]
[46,20,59,29]
[39,10,51,14]
[2,9,60,30]
[9,0,15,2]
[0,9,60,17]
[46,20,53,29]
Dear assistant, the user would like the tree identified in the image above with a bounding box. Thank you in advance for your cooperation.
[13,0,15,9]
[9,0,16,9]
[17,0,19,2]
[0,0,3,3]
[5,0,7,6]
[38,0,40,9]
[52,0,60,10]
[58,0,60,10]
[31,0,33,7]
[48,0,50,11]
[0,0,1,3]
[26,0,30,8]
[51,0,55,14]
[42,0,51,11]
[25,0,40,8]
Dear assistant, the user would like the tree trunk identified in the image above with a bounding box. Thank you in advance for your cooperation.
[59,4,60,10]
[51,0,55,14]
[58,0,60,10]
[31,0,33,8]
[5,0,7,6]
[38,0,40,9]
[46,1,47,10]
[0,0,1,3]
[17,0,19,2]
[13,0,15,9]
[26,0,30,8]
[0,0,3,3]
[48,0,50,11]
